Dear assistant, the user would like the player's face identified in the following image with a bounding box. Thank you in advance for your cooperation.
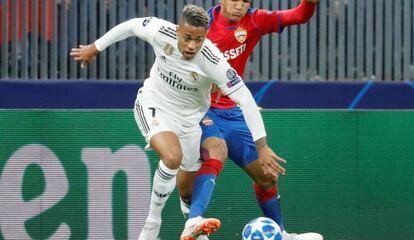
[176,20,207,60]
[220,0,251,22]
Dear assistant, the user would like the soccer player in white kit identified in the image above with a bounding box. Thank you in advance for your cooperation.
[70,5,285,240]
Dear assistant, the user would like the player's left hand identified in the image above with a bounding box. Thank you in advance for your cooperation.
[307,0,320,3]
[70,44,99,68]
[257,145,286,179]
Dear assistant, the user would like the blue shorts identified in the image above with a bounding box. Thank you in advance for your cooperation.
[200,107,258,168]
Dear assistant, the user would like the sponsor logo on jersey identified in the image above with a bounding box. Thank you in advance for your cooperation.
[143,17,153,27]
[223,43,247,60]
[190,72,199,81]
[234,27,247,43]
[201,116,214,126]
[158,68,199,92]
[164,43,174,55]
[160,55,167,62]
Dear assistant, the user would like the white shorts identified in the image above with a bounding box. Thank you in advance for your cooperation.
[133,89,202,172]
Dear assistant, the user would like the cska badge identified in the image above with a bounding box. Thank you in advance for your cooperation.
[201,116,213,126]
[234,27,247,43]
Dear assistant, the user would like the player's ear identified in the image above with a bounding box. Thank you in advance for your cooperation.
[177,17,184,33]
[177,19,185,34]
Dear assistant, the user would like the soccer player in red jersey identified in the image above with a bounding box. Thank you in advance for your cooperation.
[180,1,323,240]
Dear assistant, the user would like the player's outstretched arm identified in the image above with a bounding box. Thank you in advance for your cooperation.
[70,18,155,68]
[277,0,318,27]
[228,85,286,179]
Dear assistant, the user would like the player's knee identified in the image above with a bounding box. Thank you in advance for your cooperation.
[255,176,278,190]
[160,149,183,169]
[203,138,228,161]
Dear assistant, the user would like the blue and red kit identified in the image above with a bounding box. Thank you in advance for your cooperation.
[208,0,317,109]
[191,0,317,228]
[201,0,317,165]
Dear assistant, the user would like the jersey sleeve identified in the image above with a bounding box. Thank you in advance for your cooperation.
[253,0,317,35]
[227,85,266,141]
[202,41,245,96]
[210,59,245,96]
[252,9,285,34]
[95,17,162,51]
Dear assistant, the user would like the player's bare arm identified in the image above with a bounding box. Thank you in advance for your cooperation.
[307,0,320,3]
[70,44,99,68]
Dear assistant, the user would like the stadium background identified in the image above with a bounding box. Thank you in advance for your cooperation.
[1,0,414,240]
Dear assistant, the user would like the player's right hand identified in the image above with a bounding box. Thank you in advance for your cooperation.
[70,44,99,68]
[257,145,286,180]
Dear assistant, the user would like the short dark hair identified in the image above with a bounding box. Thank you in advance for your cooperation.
[181,4,209,29]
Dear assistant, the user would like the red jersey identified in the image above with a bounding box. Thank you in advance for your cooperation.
[207,0,317,108]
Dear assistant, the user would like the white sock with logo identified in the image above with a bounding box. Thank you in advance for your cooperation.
[180,197,191,219]
[147,160,178,223]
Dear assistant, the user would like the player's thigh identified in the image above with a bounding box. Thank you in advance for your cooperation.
[200,112,228,161]
[150,132,182,169]
[133,98,182,168]
[226,120,258,168]
[200,114,225,144]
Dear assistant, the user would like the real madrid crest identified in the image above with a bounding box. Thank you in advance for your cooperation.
[164,43,174,55]
[190,72,199,81]
[234,27,247,43]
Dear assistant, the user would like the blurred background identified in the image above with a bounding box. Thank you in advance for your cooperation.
[1,0,413,81]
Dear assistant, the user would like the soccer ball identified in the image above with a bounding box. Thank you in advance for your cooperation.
[242,217,282,240]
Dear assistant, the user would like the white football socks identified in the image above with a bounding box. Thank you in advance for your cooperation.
[180,197,191,219]
[147,160,178,223]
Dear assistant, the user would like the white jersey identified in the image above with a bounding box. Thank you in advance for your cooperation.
[96,17,245,126]
[95,17,266,141]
